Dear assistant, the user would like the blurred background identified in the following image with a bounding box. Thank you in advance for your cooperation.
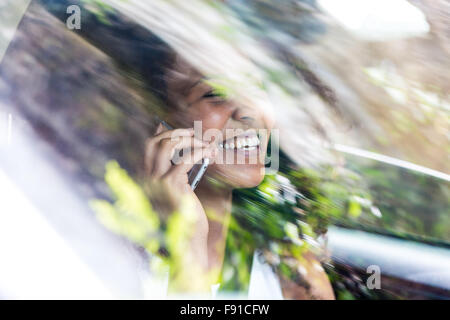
[0,0,449,299]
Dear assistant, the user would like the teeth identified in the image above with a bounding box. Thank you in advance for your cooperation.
[220,136,260,149]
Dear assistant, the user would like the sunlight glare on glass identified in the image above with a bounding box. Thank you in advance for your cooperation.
[318,0,430,41]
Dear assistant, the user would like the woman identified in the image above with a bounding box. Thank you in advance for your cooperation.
[142,48,335,299]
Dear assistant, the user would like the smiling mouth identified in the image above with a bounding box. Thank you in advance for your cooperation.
[218,132,261,151]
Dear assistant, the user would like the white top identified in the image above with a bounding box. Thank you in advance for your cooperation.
[141,250,284,299]
[247,250,284,299]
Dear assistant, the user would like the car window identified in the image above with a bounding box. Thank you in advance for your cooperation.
[0,0,449,299]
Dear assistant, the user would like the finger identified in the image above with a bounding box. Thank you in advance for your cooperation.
[173,136,210,151]
[151,138,178,178]
[154,127,194,141]
[147,127,194,158]
[152,137,210,178]
[155,122,166,135]
[145,138,157,177]
[146,124,192,175]
[165,144,217,178]
[146,123,168,175]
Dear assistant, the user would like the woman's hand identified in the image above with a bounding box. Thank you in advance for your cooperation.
[144,123,217,291]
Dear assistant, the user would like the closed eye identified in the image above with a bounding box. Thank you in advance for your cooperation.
[202,90,227,103]
[203,90,221,98]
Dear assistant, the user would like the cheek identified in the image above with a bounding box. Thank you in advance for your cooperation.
[180,103,231,132]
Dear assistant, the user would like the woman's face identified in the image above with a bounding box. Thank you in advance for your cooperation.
[165,56,274,189]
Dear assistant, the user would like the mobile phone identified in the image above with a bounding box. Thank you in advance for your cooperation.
[160,120,209,190]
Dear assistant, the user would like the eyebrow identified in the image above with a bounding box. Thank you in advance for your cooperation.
[183,77,207,95]
[187,76,227,107]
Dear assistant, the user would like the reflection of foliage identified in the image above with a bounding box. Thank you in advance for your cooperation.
[89,156,449,297]
[90,161,216,290]
[203,79,235,100]
[90,161,160,254]
[220,150,373,293]
[325,265,398,300]
[343,157,450,243]
[80,0,115,25]
[90,155,369,296]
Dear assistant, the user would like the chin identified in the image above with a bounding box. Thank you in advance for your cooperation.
[213,164,266,189]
